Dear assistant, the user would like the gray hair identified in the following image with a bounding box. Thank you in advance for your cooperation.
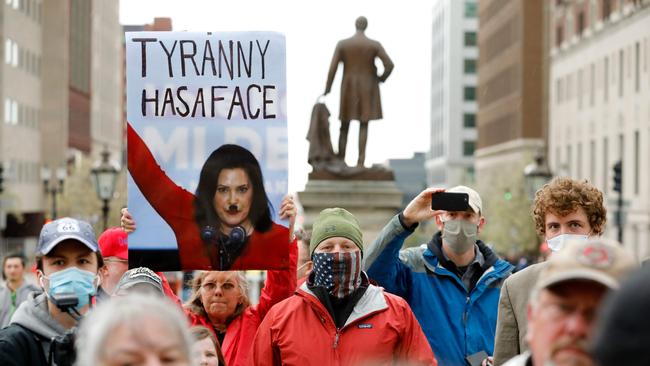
[75,294,195,366]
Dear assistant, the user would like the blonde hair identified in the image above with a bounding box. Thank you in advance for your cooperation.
[184,271,250,322]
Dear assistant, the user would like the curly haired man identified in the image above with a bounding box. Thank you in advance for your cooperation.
[492,177,607,365]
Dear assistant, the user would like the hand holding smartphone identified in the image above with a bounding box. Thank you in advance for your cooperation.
[430,192,470,212]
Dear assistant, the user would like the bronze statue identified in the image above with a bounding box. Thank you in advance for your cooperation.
[324,16,394,167]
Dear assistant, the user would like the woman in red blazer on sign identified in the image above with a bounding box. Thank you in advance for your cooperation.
[127,123,292,270]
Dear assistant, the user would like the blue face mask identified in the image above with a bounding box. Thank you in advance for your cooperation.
[547,233,589,252]
[43,267,97,311]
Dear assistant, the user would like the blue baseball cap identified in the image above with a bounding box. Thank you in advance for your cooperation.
[37,217,100,255]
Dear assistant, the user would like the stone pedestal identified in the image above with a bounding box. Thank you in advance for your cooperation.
[298,179,403,245]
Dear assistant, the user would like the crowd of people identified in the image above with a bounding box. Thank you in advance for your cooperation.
[0,177,647,366]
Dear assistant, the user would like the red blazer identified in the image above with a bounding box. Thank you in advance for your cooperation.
[127,123,290,270]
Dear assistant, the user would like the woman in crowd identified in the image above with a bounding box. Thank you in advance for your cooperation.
[183,246,295,366]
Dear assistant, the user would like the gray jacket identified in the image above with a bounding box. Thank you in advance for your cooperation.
[9,291,67,360]
[0,281,40,328]
[493,262,546,365]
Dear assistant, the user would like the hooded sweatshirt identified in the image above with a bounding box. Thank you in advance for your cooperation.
[0,292,68,366]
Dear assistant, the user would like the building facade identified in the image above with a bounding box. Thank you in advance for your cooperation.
[427,0,478,188]
[549,0,650,260]
[475,0,548,252]
[0,0,122,254]
[388,152,427,208]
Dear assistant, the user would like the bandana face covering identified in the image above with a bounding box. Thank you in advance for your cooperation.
[312,251,362,299]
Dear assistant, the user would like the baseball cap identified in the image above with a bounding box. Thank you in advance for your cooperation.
[535,237,636,291]
[114,267,164,296]
[37,217,99,255]
[447,185,482,214]
[98,227,128,260]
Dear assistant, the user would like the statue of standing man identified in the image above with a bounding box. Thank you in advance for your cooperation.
[324,16,394,167]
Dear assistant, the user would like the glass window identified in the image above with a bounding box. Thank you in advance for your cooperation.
[603,57,609,101]
[464,59,476,74]
[463,113,476,128]
[634,130,639,194]
[464,32,477,47]
[12,42,18,67]
[11,100,18,125]
[463,141,475,156]
[464,2,477,17]
[4,98,11,124]
[619,49,624,97]
[635,42,640,92]
[4,39,11,64]
[464,86,476,101]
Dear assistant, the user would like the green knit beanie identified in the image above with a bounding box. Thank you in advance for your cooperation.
[310,208,363,256]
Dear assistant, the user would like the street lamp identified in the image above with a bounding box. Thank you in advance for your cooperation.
[91,148,119,231]
[523,151,553,202]
[41,166,67,219]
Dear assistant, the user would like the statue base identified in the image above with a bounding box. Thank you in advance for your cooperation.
[297,178,403,245]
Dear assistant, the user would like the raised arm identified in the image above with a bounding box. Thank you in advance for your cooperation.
[250,195,298,319]
[364,188,445,297]
[127,123,195,224]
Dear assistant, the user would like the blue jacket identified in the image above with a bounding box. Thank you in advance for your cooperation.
[365,215,513,366]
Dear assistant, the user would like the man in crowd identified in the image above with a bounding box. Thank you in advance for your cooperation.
[0,253,40,328]
[365,186,513,366]
[96,227,129,301]
[502,238,636,366]
[251,208,436,365]
[493,177,607,365]
[0,217,103,365]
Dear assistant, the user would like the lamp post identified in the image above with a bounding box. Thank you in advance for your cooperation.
[523,151,553,202]
[91,148,119,231]
[41,166,67,219]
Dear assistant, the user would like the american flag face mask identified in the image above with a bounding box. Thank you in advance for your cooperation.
[312,251,362,299]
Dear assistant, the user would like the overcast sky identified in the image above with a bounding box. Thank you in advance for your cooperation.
[120,0,433,193]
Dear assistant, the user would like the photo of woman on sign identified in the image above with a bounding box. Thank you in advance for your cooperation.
[126,123,294,271]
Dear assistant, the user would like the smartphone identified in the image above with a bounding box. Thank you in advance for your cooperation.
[430,192,470,212]
[466,350,490,366]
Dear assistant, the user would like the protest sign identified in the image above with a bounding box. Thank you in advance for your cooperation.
[126,32,289,271]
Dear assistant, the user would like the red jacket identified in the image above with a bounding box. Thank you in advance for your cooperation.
[127,122,290,270]
[250,282,438,366]
[187,241,297,366]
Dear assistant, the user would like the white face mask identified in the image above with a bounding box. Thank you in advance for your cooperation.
[546,233,589,252]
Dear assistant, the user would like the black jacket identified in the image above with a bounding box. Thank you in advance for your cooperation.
[0,323,48,366]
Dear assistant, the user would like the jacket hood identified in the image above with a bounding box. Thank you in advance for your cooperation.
[10,291,66,340]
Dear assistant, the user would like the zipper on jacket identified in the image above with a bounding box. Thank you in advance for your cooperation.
[333,328,341,348]
[462,296,470,325]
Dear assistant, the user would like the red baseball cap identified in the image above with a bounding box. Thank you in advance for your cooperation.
[98,227,128,260]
